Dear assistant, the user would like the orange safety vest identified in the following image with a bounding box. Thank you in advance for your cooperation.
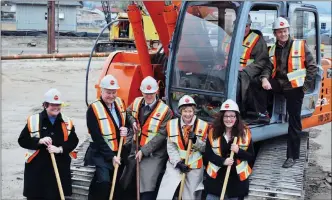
[240,32,260,68]
[25,113,77,163]
[221,34,231,67]
[90,97,126,151]
[269,40,306,88]
[167,118,209,169]
[206,128,252,181]
[132,97,170,147]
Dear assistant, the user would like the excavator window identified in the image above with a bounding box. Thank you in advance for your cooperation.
[291,10,318,62]
[169,1,241,120]
[118,21,130,38]
[242,7,278,117]
[248,9,278,45]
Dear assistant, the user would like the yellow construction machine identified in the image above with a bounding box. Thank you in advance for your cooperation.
[95,12,160,52]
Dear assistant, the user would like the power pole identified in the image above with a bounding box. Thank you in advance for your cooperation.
[47,1,55,54]
[56,0,60,53]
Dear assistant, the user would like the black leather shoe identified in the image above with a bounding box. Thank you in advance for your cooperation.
[282,158,295,168]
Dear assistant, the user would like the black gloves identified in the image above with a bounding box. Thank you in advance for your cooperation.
[188,132,197,144]
[176,160,191,173]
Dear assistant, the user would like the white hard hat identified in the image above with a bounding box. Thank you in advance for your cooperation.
[100,75,120,90]
[220,99,240,113]
[178,95,196,108]
[44,88,62,104]
[272,17,290,30]
[140,76,159,94]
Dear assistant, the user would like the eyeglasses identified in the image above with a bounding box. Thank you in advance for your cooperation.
[223,115,236,119]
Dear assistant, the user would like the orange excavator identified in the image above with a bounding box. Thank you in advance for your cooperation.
[70,1,331,200]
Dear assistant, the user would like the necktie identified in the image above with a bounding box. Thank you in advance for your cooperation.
[183,125,192,146]
[144,105,151,113]
[139,105,151,125]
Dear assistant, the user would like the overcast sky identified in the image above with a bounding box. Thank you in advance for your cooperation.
[307,1,332,14]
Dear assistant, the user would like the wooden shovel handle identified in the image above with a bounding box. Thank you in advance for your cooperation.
[220,137,238,200]
[50,153,65,200]
[178,138,193,200]
[136,124,141,200]
[109,136,124,200]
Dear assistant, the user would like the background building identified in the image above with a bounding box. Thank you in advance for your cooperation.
[15,1,80,32]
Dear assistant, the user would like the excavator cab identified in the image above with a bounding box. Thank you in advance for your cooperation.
[166,1,324,129]
[166,1,240,121]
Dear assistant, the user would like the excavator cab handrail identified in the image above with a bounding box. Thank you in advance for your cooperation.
[85,19,129,107]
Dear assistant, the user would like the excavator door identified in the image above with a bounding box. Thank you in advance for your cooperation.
[288,3,324,118]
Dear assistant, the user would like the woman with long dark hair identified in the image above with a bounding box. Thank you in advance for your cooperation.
[203,99,254,200]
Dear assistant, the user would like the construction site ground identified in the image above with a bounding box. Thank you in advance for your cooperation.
[1,36,331,200]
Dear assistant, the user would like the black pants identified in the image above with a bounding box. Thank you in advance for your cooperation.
[236,72,252,114]
[252,78,304,159]
[140,191,156,200]
[88,165,125,200]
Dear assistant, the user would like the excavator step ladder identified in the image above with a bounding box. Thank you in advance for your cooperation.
[246,134,309,200]
[67,137,93,200]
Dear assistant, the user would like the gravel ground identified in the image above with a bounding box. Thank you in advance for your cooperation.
[1,58,104,199]
[304,125,332,200]
[1,36,106,55]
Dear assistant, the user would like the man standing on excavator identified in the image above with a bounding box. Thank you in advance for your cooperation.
[84,75,132,200]
[126,76,173,200]
[236,15,271,122]
[251,17,318,168]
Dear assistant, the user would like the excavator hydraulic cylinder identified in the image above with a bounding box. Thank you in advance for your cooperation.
[127,4,153,77]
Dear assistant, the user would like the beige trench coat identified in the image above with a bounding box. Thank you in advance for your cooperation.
[157,161,204,200]
[157,128,207,200]
[126,98,173,193]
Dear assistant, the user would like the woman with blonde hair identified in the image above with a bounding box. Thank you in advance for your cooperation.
[157,95,209,200]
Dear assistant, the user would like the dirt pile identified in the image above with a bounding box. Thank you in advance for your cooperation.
[304,125,332,200]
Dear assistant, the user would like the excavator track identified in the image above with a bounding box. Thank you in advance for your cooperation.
[246,134,309,200]
[67,138,94,200]
[68,134,309,200]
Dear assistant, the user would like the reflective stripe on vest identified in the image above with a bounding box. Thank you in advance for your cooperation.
[91,99,125,152]
[269,45,277,78]
[132,98,169,147]
[132,97,144,120]
[25,114,41,163]
[114,97,127,126]
[25,113,75,163]
[222,34,231,66]
[287,40,306,88]
[240,32,260,68]
[167,118,208,169]
[269,40,306,88]
[206,130,222,179]
[235,128,252,181]
[62,114,77,159]
[206,128,252,181]
[221,33,232,55]
[222,34,231,54]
